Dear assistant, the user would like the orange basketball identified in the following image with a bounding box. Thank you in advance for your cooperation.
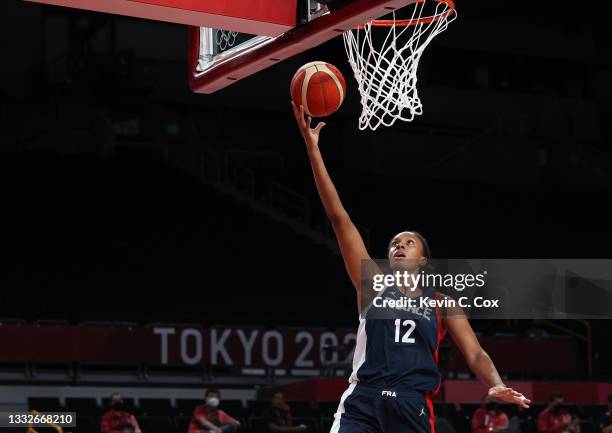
[290,61,347,117]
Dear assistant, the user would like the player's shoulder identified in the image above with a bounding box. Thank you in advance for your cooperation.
[432,290,455,307]
[433,290,449,300]
[433,290,467,321]
[433,290,458,301]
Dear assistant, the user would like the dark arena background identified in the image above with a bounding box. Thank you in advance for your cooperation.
[1,1,612,433]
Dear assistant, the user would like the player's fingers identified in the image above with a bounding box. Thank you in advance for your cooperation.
[292,101,304,126]
[509,393,530,408]
[290,101,301,122]
[313,122,326,134]
[298,105,308,128]
[306,115,312,129]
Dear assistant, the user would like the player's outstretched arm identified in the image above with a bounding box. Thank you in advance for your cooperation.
[445,313,531,408]
[291,102,372,305]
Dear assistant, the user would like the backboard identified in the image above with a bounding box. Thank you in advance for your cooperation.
[188,0,421,94]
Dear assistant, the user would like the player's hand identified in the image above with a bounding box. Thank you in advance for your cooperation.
[291,101,326,151]
[488,385,531,408]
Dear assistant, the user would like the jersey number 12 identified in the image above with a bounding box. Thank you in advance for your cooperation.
[394,319,416,343]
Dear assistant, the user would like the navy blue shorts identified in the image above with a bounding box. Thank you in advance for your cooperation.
[331,383,435,433]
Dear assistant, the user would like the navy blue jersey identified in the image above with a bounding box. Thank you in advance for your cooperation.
[349,285,446,393]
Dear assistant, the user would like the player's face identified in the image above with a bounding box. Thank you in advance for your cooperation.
[388,232,427,272]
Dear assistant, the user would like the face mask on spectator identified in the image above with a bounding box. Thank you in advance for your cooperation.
[206,397,220,408]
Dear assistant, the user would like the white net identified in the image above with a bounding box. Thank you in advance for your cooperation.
[215,30,240,51]
[343,0,457,130]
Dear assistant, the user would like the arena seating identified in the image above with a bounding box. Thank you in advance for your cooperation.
[26,396,608,433]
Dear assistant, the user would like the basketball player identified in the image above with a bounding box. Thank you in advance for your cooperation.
[290,102,531,433]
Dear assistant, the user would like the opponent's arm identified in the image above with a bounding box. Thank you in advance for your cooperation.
[291,102,373,308]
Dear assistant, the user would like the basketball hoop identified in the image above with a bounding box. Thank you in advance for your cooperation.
[343,0,457,130]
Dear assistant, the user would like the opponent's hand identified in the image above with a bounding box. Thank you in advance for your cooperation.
[488,385,531,408]
[291,101,326,150]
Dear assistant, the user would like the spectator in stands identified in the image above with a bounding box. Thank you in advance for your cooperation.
[599,394,612,433]
[101,393,142,433]
[189,389,241,433]
[262,391,307,433]
[537,392,580,433]
[472,394,510,433]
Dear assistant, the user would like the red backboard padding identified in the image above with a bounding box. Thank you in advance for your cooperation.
[23,0,296,36]
[132,0,296,27]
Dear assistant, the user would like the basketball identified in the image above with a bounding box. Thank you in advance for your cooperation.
[290,61,347,117]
